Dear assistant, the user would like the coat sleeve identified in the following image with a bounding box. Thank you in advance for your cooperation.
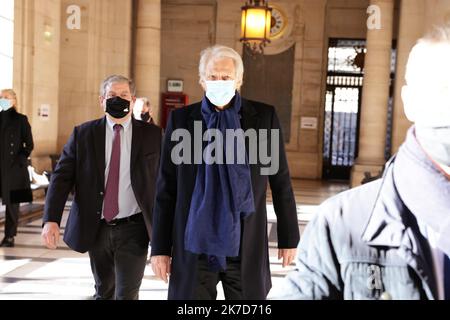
[267,209,343,299]
[43,127,77,226]
[20,115,34,157]
[268,107,300,248]
[150,111,178,256]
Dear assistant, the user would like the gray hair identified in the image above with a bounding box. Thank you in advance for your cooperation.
[198,45,244,89]
[100,75,136,97]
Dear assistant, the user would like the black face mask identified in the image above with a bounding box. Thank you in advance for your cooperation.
[105,96,130,119]
[141,112,150,122]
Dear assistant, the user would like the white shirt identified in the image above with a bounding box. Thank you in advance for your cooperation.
[102,116,140,219]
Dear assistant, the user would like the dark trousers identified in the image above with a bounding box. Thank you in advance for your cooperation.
[88,214,149,300]
[195,255,243,300]
[4,204,20,238]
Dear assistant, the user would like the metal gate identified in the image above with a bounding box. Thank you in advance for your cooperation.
[322,39,365,180]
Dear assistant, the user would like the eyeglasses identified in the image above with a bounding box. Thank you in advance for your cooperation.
[105,93,131,99]
[206,75,235,81]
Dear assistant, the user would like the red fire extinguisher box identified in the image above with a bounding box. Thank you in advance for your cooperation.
[160,93,189,129]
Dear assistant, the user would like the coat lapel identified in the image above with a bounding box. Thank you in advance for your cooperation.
[240,99,260,182]
[92,117,106,188]
[131,118,143,171]
[1,109,16,131]
[187,103,203,179]
[187,102,202,131]
[361,159,438,299]
[396,225,438,299]
[240,98,259,133]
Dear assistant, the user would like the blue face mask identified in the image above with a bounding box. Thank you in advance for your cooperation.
[0,98,12,111]
[205,80,236,107]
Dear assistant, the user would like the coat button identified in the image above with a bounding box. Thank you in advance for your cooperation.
[380,292,392,300]
[10,143,14,147]
[97,211,101,215]
[100,192,104,196]
[10,151,13,155]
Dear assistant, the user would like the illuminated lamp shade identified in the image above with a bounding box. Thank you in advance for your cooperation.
[240,0,272,54]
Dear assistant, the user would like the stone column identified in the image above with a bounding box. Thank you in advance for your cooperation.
[391,0,425,154]
[13,0,61,157]
[350,0,394,188]
[425,0,450,27]
[57,0,133,150]
[133,0,161,124]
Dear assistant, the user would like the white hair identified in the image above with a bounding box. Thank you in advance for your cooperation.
[198,45,244,89]
[100,74,136,97]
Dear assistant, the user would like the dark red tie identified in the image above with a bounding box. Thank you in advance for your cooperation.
[103,124,122,222]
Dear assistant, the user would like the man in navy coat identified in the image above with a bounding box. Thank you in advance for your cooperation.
[151,45,300,300]
[42,75,161,299]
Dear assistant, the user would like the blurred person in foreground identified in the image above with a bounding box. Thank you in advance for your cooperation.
[269,24,450,300]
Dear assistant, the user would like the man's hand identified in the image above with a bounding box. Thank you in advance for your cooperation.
[278,248,296,267]
[151,255,171,283]
[41,222,60,249]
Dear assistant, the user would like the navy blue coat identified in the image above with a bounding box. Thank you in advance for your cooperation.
[151,99,300,299]
[43,117,162,253]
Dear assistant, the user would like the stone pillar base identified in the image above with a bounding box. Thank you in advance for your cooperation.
[350,163,385,188]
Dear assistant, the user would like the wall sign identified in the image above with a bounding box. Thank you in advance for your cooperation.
[38,104,50,120]
[300,117,318,130]
[167,79,184,93]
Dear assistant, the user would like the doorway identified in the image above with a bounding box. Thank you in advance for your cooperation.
[322,39,365,180]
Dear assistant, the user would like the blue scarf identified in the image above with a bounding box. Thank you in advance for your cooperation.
[184,93,255,271]
[394,127,450,257]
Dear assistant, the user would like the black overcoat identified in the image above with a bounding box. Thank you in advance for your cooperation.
[0,108,34,204]
[43,117,162,253]
[151,98,300,299]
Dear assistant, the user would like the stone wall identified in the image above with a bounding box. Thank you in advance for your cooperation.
[13,0,61,161]
[13,0,134,162]
[133,0,161,123]
[392,0,450,153]
[15,0,449,178]
[160,0,216,104]
[57,0,133,151]
[159,0,370,179]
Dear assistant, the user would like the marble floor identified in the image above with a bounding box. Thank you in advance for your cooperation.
[0,179,348,300]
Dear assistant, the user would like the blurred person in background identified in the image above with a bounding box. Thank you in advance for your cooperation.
[0,89,34,247]
[140,97,155,124]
